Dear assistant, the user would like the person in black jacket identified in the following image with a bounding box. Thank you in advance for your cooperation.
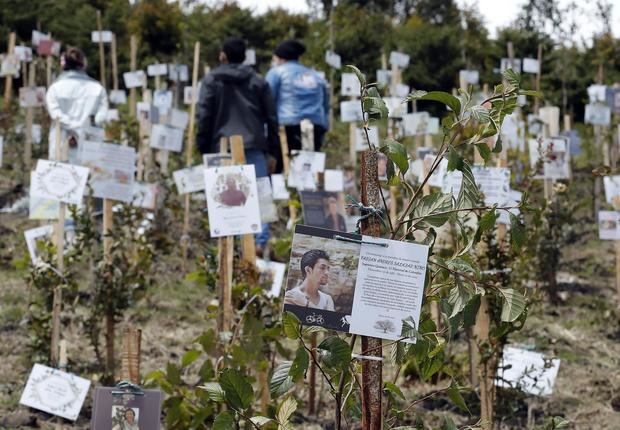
[197,38,281,251]
[196,38,281,176]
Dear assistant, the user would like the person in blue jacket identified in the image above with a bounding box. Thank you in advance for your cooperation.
[266,40,330,155]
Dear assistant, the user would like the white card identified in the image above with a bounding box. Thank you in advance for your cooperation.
[150,124,184,152]
[105,109,119,122]
[497,190,523,225]
[376,69,391,87]
[588,84,607,103]
[24,225,54,264]
[426,117,440,135]
[403,112,430,136]
[147,63,168,76]
[14,45,33,62]
[184,86,198,105]
[31,30,50,47]
[394,83,410,98]
[29,172,81,220]
[383,97,406,118]
[79,141,136,202]
[599,210,620,240]
[355,126,380,151]
[19,364,90,421]
[271,174,290,200]
[325,50,341,69]
[91,31,113,43]
[389,51,410,68]
[123,70,146,88]
[472,166,510,205]
[168,63,189,81]
[604,176,620,205]
[31,160,89,205]
[109,89,127,105]
[497,347,560,396]
[19,86,46,108]
[341,73,360,97]
[288,151,326,190]
[132,182,158,210]
[459,69,479,85]
[204,165,262,237]
[257,177,278,223]
[169,108,190,130]
[173,165,206,194]
[529,138,570,180]
[324,169,344,192]
[585,103,611,126]
[500,58,521,73]
[424,155,447,188]
[501,113,526,151]
[349,237,428,341]
[522,58,540,74]
[256,258,286,298]
[243,49,256,66]
[153,90,173,110]
[340,100,363,122]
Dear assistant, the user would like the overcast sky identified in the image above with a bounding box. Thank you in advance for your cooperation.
[222,0,620,44]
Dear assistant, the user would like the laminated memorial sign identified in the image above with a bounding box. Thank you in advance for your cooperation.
[168,108,190,130]
[604,175,620,205]
[497,190,523,225]
[149,124,184,152]
[256,258,286,298]
[20,364,90,421]
[79,141,136,202]
[403,112,430,136]
[383,97,406,118]
[389,51,410,68]
[496,346,560,396]
[19,86,46,108]
[183,85,198,104]
[376,69,391,87]
[243,48,256,66]
[472,166,510,205]
[132,182,158,210]
[147,63,168,77]
[257,177,278,223]
[341,73,360,97]
[500,58,521,73]
[599,211,620,240]
[31,30,50,47]
[105,109,120,122]
[283,225,429,341]
[123,70,146,88]
[423,154,448,188]
[324,169,344,192]
[37,40,60,57]
[340,100,363,122]
[325,50,341,69]
[585,103,611,126]
[529,137,570,180]
[31,160,89,205]
[168,63,189,81]
[300,191,347,232]
[459,69,479,85]
[0,54,19,77]
[288,151,326,191]
[271,174,290,200]
[587,84,607,103]
[91,386,162,430]
[395,83,410,98]
[24,225,55,264]
[606,87,620,114]
[501,113,526,151]
[173,165,205,194]
[91,31,113,43]
[14,46,33,62]
[109,89,127,105]
[522,58,540,74]
[203,153,232,168]
[153,90,173,112]
[204,164,261,237]
[355,125,380,151]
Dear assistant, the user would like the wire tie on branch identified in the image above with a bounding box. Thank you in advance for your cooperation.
[112,380,145,397]
[345,195,387,233]
[334,235,388,248]
[351,353,384,362]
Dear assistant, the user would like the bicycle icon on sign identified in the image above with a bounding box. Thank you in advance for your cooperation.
[305,313,325,325]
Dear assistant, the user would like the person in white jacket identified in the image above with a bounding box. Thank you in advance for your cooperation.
[45,46,108,163]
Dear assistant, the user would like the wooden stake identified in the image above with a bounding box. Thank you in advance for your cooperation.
[2,32,16,112]
[120,328,142,384]
[360,150,382,430]
[129,36,137,117]
[111,33,119,91]
[230,135,257,265]
[96,10,106,88]
[217,138,234,334]
[24,61,36,174]
[181,42,201,268]
[349,118,357,167]
[279,127,297,227]
[50,120,65,367]
[46,55,52,88]
[534,44,542,115]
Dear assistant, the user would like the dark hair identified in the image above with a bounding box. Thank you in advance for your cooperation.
[300,249,329,279]
[274,39,306,61]
[124,408,135,418]
[222,37,246,64]
[63,46,85,71]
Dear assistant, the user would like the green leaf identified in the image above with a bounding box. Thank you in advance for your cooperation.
[270,361,295,397]
[282,312,301,339]
[492,135,503,153]
[181,349,202,367]
[250,416,272,427]
[213,410,235,430]
[510,213,525,251]
[442,416,458,430]
[519,89,541,97]
[447,146,463,171]
[317,336,351,370]
[499,288,527,322]
[219,368,254,410]
[462,294,481,328]
[364,86,388,120]
[447,383,470,414]
[420,352,444,381]
[410,193,453,228]
[277,396,298,426]
[502,68,520,87]
[289,347,309,382]
[447,280,472,318]
[384,381,405,400]
[470,105,491,123]
[479,208,498,232]
[405,90,461,115]
[475,142,491,163]
[199,382,226,402]
[346,65,366,88]
[380,138,408,173]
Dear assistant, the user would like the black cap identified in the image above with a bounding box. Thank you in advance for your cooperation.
[274,39,305,61]
[222,37,246,64]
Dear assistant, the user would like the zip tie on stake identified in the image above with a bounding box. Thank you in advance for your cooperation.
[334,235,388,248]
[112,380,145,397]
[345,195,387,234]
[351,353,384,362]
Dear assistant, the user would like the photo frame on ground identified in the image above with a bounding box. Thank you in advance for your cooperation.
[91,387,162,429]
